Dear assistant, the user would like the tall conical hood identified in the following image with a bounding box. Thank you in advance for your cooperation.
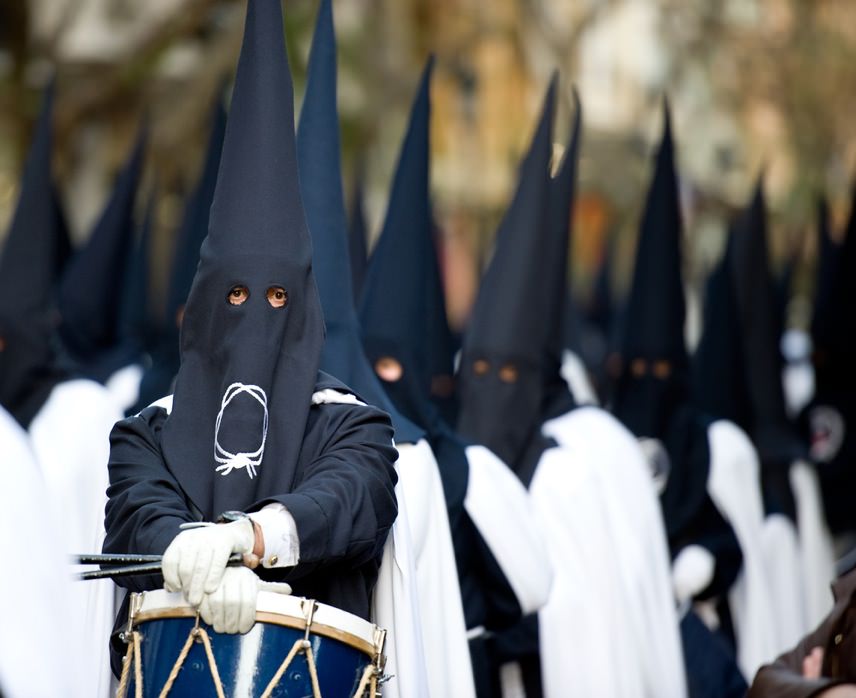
[810,196,840,357]
[424,223,460,423]
[0,81,65,316]
[543,87,582,417]
[118,187,156,357]
[132,100,227,415]
[815,187,856,381]
[730,178,805,463]
[0,80,67,427]
[358,58,443,434]
[161,0,326,519]
[297,0,421,444]
[693,238,751,429]
[58,119,147,374]
[586,237,615,338]
[166,95,228,325]
[457,79,555,467]
[348,169,369,302]
[613,103,688,438]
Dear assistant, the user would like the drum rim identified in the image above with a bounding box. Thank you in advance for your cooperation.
[131,590,379,657]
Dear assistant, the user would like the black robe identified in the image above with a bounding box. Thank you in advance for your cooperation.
[103,373,398,668]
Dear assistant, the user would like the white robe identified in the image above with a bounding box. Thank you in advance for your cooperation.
[541,408,687,698]
[390,439,477,698]
[706,419,779,678]
[0,407,88,698]
[105,362,145,414]
[463,444,553,618]
[372,441,432,698]
[760,512,805,652]
[526,446,643,698]
[28,379,122,698]
[790,460,835,628]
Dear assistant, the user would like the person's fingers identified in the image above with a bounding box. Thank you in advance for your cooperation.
[162,541,182,591]
[238,576,256,633]
[803,646,824,679]
[213,583,228,634]
[186,546,213,606]
[223,577,240,633]
[177,542,200,592]
[198,593,214,628]
[203,542,231,594]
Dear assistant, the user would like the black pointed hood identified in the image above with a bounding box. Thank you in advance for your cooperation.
[456,79,556,469]
[348,168,369,302]
[613,103,688,438]
[296,0,421,444]
[0,81,67,427]
[693,239,751,428]
[358,57,445,435]
[423,223,460,423]
[161,0,326,518]
[118,187,156,359]
[543,86,582,418]
[730,179,805,464]
[167,95,228,329]
[58,120,147,379]
[813,188,856,391]
[132,99,227,415]
[810,196,840,359]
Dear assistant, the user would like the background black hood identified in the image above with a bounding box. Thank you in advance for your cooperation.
[296,0,422,445]
[456,79,555,469]
[613,103,689,439]
[0,81,68,428]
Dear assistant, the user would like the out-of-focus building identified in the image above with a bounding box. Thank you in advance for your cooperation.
[1,0,855,326]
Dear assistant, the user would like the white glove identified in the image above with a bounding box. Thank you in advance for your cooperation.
[162,520,255,606]
[672,544,715,603]
[199,566,259,634]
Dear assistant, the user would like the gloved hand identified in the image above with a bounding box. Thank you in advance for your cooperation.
[672,544,715,603]
[199,566,259,634]
[162,520,255,606]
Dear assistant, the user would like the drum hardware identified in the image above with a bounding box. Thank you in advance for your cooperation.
[119,590,387,697]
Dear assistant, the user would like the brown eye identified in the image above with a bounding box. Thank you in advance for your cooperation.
[498,364,518,383]
[375,356,403,382]
[227,285,249,306]
[266,286,288,308]
[630,358,647,377]
[473,359,490,376]
[653,360,672,379]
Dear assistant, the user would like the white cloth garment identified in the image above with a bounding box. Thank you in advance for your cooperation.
[105,362,145,414]
[542,407,687,698]
[372,441,431,698]
[464,444,553,616]
[0,406,88,698]
[527,445,642,698]
[560,350,599,406]
[29,379,122,698]
[761,513,806,653]
[706,419,779,679]
[790,460,835,628]
[391,439,475,698]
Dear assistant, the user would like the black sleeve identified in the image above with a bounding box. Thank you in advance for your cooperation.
[102,408,196,591]
[256,402,398,581]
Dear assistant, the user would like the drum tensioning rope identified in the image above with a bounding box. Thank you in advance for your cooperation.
[116,598,383,698]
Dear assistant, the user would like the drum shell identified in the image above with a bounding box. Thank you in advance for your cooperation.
[123,591,379,698]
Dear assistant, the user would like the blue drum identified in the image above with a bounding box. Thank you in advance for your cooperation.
[117,589,386,697]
